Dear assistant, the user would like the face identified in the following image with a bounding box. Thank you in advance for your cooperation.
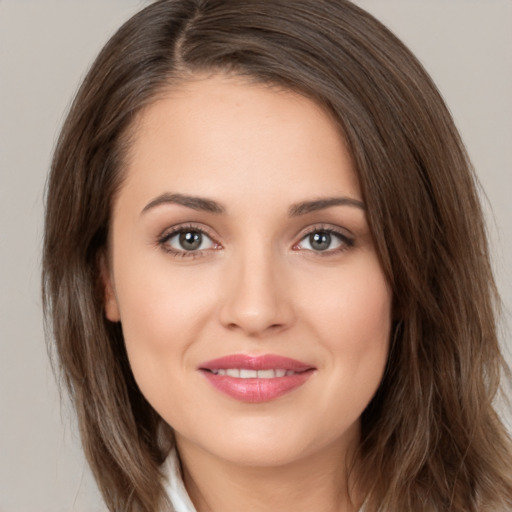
[104,75,392,469]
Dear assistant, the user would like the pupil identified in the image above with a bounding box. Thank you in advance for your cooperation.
[310,232,331,251]
[179,231,202,250]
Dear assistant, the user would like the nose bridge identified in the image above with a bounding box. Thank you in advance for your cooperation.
[219,239,293,336]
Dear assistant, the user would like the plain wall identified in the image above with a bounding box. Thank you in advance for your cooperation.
[0,1,510,510]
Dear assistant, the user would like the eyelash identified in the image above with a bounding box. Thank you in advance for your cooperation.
[157,224,355,259]
[157,223,219,259]
[294,226,355,256]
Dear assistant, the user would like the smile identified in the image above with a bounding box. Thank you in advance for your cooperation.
[208,369,297,378]
[199,354,316,402]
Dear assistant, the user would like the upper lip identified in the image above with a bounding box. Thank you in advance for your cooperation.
[199,354,315,372]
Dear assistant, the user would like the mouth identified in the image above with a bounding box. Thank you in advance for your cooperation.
[206,368,299,378]
[198,354,316,403]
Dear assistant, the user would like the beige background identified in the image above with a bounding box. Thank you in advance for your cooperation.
[0,1,510,510]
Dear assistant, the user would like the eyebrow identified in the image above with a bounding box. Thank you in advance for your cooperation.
[288,197,365,216]
[141,193,225,215]
[141,193,365,217]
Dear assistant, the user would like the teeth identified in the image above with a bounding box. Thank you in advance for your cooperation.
[240,369,258,378]
[211,368,293,378]
[258,369,275,378]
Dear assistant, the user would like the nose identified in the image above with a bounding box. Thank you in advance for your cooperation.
[218,247,295,337]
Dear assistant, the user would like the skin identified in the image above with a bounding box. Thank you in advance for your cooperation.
[103,74,392,512]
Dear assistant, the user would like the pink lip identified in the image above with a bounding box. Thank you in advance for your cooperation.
[199,354,316,403]
[200,354,313,372]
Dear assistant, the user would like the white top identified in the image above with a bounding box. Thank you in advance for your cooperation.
[162,448,366,512]
[162,448,197,512]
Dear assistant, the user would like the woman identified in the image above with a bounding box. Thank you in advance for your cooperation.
[42,1,512,511]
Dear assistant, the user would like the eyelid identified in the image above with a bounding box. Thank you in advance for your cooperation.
[156,222,354,258]
[157,223,222,257]
[293,224,355,253]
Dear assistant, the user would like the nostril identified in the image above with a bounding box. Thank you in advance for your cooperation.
[218,273,295,336]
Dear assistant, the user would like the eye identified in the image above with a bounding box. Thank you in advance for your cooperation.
[295,229,353,253]
[159,227,218,254]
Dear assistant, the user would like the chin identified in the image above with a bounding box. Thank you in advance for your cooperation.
[183,416,359,470]
[210,438,312,468]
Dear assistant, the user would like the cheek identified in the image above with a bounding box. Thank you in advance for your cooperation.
[297,255,392,402]
[312,268,391,425]
[304,259,391,348]
[112,254,220,381]
[114,265,219,421]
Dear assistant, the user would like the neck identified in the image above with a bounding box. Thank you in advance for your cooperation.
[175,430,362,512]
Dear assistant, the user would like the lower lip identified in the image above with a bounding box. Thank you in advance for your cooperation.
[201,370,314,403]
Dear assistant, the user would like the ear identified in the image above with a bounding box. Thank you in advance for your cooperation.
[99,254,121,322]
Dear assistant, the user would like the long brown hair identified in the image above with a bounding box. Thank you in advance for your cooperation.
[42,1,512,510]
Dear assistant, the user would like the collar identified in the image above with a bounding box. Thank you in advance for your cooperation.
[162,447,197,512]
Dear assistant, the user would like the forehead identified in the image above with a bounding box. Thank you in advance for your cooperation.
[119,74,360,210]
